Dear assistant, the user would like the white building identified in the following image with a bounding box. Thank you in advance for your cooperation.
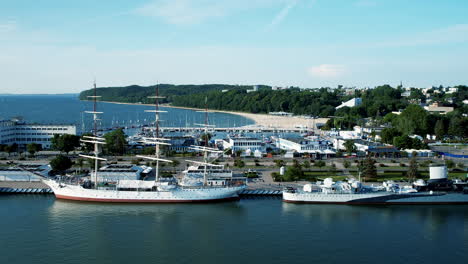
[246,85,259,93]
[0,119,76,149]
[222,137,265,154]
[336,98,362,109]
[276,137,335,156]
[444,87,458,94]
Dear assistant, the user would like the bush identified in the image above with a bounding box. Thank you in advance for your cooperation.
[445,160,455,169]
[50,155,72,173]
[271,172,281,182]
[400,163,406,167]
[343,160,351,168]
[379,163,386,167]
[390,159,396,163]
[421,160,432,167]
[245,171,259,178]
[457,163,465,169]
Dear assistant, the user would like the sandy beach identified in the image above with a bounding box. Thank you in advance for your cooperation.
[101,101,328,129]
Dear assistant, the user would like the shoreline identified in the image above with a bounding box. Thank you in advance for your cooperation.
[99,100,328,129]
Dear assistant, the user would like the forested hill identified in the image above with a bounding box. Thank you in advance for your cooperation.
[80,84,467,121]
[79,84,267,105]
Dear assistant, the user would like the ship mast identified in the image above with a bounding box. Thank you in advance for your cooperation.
[137,84,172,183]
[187,97,222,186]
[79,80,107,189]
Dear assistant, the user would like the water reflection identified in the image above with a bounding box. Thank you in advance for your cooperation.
[282,203,468,236]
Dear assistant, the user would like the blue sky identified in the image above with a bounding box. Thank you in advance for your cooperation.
[1,0,467,93]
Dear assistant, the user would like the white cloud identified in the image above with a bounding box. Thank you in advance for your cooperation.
[267,0,300,29]
[134,0,293,25]
[308,64,346,78]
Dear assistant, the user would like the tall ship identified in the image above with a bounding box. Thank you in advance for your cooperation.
[42,84,246,202]
[283,165,468,204]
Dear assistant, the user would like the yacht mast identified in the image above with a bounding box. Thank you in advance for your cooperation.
[203,97,209,185]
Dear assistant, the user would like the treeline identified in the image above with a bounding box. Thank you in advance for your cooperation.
[79,84,263,104]
[80,83,413,117]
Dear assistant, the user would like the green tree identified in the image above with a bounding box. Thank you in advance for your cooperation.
[274,159,285,167]
[361,156,377,180]
[447,116,467,138]
[104,129,127,155]
[343,160,351,169]
[283,166,303,181]
[52,134,80,154]
[50,155,72,174]
[343,140,356,155]
[80,133,94,153]
[434,120,445,140]
[76,158,85,173]
[26,143,42,157]
[315,160,326,170]
[406,156,419,180]
[302,160,311,169]
[171,159,180,168]
[445,160,455,169]
[142,147,155,155]
[234,158,245,168]
[396,104,428,136]
[381,128,402,144]
[6,143,18,156]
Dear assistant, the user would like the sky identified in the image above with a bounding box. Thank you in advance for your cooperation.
[0,0,467,94]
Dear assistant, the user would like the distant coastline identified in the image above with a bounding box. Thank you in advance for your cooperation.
[99,100,328,129]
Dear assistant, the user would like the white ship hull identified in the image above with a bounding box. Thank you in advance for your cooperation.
[43,179,245,203]
[283,191,468,204]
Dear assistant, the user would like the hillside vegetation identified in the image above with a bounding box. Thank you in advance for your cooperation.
[79,84,468,141]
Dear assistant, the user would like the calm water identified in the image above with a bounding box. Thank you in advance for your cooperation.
[0,95,254,132]
[0,195,467,264]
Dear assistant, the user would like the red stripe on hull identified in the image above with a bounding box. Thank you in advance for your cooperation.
[55,194,240,203]
[283,200,468,205]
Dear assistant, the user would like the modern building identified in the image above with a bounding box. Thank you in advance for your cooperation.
[0,119,76,149]
[336,98,362,109]
[167,136,196,153]
[337,139,399,157]
[276,137,335,157]
[222,136,265,154]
